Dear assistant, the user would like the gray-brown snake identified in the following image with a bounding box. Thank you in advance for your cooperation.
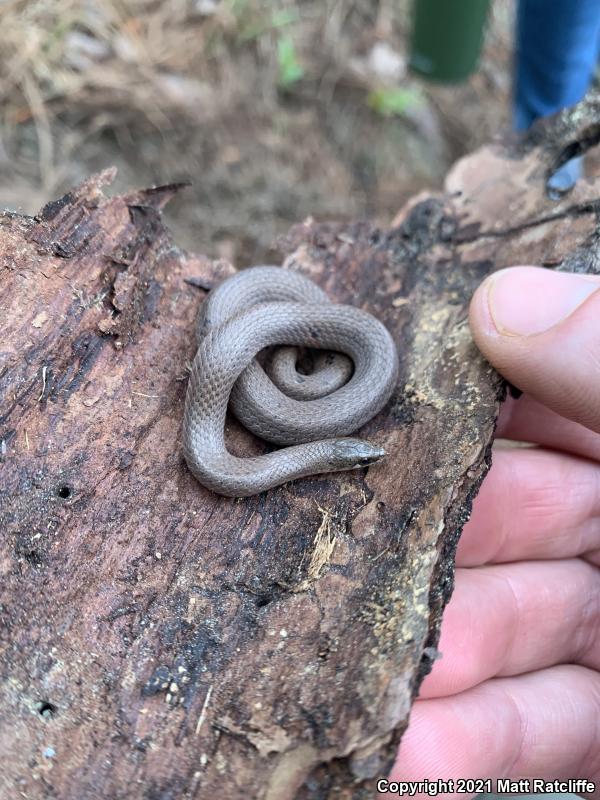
[183,266,398,496]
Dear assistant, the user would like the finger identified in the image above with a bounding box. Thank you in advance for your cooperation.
[469,267,600,433]
[457,447,600,566]
[418,560,600,699]
[389,665,600,795]
[497,394,600,463]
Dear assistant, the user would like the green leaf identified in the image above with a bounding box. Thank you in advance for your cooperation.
[277,36,304,88]
[367,87,424,118]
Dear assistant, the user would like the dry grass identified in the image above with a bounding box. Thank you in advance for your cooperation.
[0,1,391,141]
[0,0,237,179]
[0,1,514,260]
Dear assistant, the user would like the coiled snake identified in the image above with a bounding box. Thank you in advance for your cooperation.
[183,266,398,496]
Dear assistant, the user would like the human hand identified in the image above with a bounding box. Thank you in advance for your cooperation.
[386,266,600,797]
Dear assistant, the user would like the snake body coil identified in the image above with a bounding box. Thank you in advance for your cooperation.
[183,266,398,496]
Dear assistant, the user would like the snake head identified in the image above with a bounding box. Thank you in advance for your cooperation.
[329,438,386,470]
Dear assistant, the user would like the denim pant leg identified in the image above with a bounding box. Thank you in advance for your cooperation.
[515,0,600,131]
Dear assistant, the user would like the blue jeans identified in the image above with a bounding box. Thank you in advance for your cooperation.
[515,0,600,190]
[515,0,600,130]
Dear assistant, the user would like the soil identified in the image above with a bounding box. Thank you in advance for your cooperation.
[0,0,514,264]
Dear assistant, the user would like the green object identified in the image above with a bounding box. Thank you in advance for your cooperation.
[409,0,491,83]
[367,87,424,118]
[277,36,304,88]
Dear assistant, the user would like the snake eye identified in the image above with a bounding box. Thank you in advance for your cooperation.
[358,454,380,466]
[330,439,386,468]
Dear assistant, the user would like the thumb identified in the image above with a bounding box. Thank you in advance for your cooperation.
[469,266,600,433]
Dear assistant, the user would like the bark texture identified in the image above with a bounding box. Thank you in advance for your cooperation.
[1,95,600,799]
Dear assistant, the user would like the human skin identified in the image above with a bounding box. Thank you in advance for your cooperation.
[387,266,600,797]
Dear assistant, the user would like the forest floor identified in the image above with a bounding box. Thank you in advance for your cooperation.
[0,0,514,264]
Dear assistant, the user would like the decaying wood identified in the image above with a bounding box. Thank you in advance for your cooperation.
[1,94,600,800]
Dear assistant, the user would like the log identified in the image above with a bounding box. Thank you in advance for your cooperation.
[1,94,600,800]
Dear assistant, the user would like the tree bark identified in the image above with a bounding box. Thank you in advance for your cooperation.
[1,94,600,799]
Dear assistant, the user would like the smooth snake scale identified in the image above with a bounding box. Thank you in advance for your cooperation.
[183,266,398,496]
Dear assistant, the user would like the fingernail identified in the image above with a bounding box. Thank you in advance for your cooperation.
[487,267,599,336]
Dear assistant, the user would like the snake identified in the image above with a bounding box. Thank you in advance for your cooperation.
[182,266,398,497]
